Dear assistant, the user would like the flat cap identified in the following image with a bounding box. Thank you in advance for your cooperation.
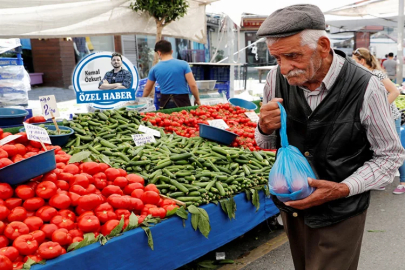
[257,4,325,38]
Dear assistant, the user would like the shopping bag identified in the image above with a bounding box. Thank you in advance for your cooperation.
[268,102,315,202]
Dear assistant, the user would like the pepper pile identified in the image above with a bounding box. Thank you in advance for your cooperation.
[141,103,260,150]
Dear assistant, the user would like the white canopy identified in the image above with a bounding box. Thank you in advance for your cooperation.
[0,0,217,43]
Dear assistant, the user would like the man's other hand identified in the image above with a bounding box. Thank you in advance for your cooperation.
[259,98,283,134]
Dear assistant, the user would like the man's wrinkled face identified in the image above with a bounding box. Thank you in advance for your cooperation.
[111,56,122,69]
[268,34,322,86]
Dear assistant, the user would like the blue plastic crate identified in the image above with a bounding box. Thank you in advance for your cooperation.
[215,81,230,99]
[191,66,204,80]
[0,57,23,66]
[209,66,230,81]
[135,78,161,99]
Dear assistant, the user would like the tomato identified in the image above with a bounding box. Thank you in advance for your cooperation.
[94,203,117,224]
[131,189,144,199]
[105,168,121,181]
[72,236,83,243]
[113,177,128,189]
[0,184,13,200]
[1,145,17,157]
[38,242,63,259]
[0,236,9,249]
[93,172,107,190]
[148,207,166,219]
[12,154,24,163]
[68,192,81,207]
[0,158,13,169]
[40,224,59,240]
[84,184,97,195]
[29,230,46,245]
[49,194,71,210]
[0,254,12,270]
[69,185,87,196]
[123,183,144,195]
[23,254,42,263]
[72,174,89,188]
[63,164,79,175]
[0,149,7,159]
[160,199,176,207]
[102,185,123,197]
[141,191,160,205]
[98,163,110,172]
[101,219,120,236]
[35,181,57,199]
[144,184,159,194]
[58,172,74,182]
[115,209,130,220]
[42,172,57,183]
[23,198,44,212]
[0,205,10,221]
[5,198,22,210]
[68,229,83,239]
[128,197,144,212]
[23,216,43,232]
[107,195,129,210]
[50,216,75,230]
[36,206,58,222]
[77,216,100,233]
[52,229,72,246]
[8,207,27,222]
[82,162,101,175]
[78,194,102,211]
[58,210,76,222]
[14,185,34,201]
[4,222,29,240]
[13,235,38,255]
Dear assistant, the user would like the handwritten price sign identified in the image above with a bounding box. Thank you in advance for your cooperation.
[39,95,59,120]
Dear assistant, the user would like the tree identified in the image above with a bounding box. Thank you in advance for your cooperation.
[130,0,189,66]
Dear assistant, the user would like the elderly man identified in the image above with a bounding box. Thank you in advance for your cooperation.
[255,4,405,270]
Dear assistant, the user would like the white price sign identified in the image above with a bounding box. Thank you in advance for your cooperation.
[23,123,51,144]
[0,135,21,146]
[138,125,161,137]
[131,134,156,146]
[207,119,229,130]
[245,112,259,123]
[39,95,60,120]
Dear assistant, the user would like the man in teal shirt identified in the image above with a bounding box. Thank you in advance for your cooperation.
[143,40,201,109]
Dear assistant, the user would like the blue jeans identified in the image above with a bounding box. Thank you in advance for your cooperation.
[396,118,405,183]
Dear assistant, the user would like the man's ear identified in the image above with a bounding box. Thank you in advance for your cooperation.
[318,36,330,59]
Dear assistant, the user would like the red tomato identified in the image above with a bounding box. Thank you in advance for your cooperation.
[141,191,160,205]
[23,216,44,232]
[0,149,7,159]
[0,158,13,169]
[58,172,74,182]
[68,192,81,207]
[104,168,121,181]
[8,207,27,222]
[14,144,26,156]
[0,254,12,270]
[13,234,38,255]
[0,236,9,249]
[50,216,75,230]
[68,229,83,239]
[4,222,29,240]
[49,194,71,210]
[0,221,5,235]
[58,210,76,222]
[23,198,44,212]
[1,145,17,157]
[115,209,130,220]
[52,229,72,246]
[5,198,22,210]
[126,174,145,185]
[35,181,57,199]
[77,216,100,233]
[107,195,130,210]
[42,172,57,183]
[113,177,128,189]
[69,185,87,196]
[102,185,123,197]
[78,194,102,211]
[0,184,13,200]
[98,163,110,172]
[82,162,101,175]
[63,164,79,175]
[144,184,159,194]
[128,197,144,212]
[37,242,63,259]
[29,230,46,245]
[0,205,10,221]
[131,189,144,199]
[40,224,59,239]
[23,254,42,263]
[117,168,127,177]
[36,206,58,222]
[101,219,120,236]
[0,248,16,266]
[94,203,117,224]
[72,174,89,188]
[93,172,107,190]
[14,185,34,201]
[72,236,83,243]
[123,183,144,195]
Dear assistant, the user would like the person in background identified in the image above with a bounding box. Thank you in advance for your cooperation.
[73,37,90,62]
[381,54,388,66]
[352,48,405,194]
[99,53,132,90]
[142,40,201,109]
[255,4,405,269]
[383,52,397,82]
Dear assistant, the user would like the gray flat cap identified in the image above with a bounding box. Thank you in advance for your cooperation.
[257,4,325,38]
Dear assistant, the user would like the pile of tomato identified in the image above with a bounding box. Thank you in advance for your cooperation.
[141,103,261,151]
[0,132,178,269]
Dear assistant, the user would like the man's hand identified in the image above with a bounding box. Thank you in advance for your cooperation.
[194,99,201,106]
[259,98,283,134]
[284,178,350,210]
[102,79,109,85]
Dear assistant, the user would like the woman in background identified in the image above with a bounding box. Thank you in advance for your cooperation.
[352,47,405,194]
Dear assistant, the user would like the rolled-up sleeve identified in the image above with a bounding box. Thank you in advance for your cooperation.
[342,76,405,196]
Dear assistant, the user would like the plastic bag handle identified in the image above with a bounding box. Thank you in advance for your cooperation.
[277,102,289,148]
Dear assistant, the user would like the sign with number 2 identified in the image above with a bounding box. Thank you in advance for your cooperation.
[39,95,59,120]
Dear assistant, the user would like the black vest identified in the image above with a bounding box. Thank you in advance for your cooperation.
[272,50,373,228]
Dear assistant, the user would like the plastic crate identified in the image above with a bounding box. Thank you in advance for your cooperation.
[209,66,230,81]
[191,66,205,80]
[135,78,160,99]
[215,81,230,99]
[0,57,23,66]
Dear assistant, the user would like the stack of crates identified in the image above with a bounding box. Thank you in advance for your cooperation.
[135,78,161,110]
[190,65,231,100]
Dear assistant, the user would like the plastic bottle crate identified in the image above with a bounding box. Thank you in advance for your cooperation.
[0,57,23,67]
[209,66,230,81]
[191,66,205,80]
[215,81,230,99]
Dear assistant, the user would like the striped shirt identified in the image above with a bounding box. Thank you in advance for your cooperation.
[255,50,405,197]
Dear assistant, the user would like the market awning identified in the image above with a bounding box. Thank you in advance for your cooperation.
[0,0,218,43]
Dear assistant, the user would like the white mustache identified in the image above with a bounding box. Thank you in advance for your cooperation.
[283,69,306,79]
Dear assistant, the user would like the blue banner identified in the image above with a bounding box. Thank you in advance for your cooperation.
[75,89,136,104]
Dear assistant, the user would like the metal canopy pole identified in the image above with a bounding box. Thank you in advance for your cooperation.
[397,0,404,85]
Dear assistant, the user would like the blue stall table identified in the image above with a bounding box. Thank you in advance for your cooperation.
[33,191,279,270]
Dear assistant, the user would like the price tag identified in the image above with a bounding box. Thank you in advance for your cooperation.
[131,134,156,146]
[138,125,161,137]
[39,95,60,120]
[216,252,226,260]
[207,119,229,130]
[245,112,259,123]
[23,123,51,144]
[0,135,21,146]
